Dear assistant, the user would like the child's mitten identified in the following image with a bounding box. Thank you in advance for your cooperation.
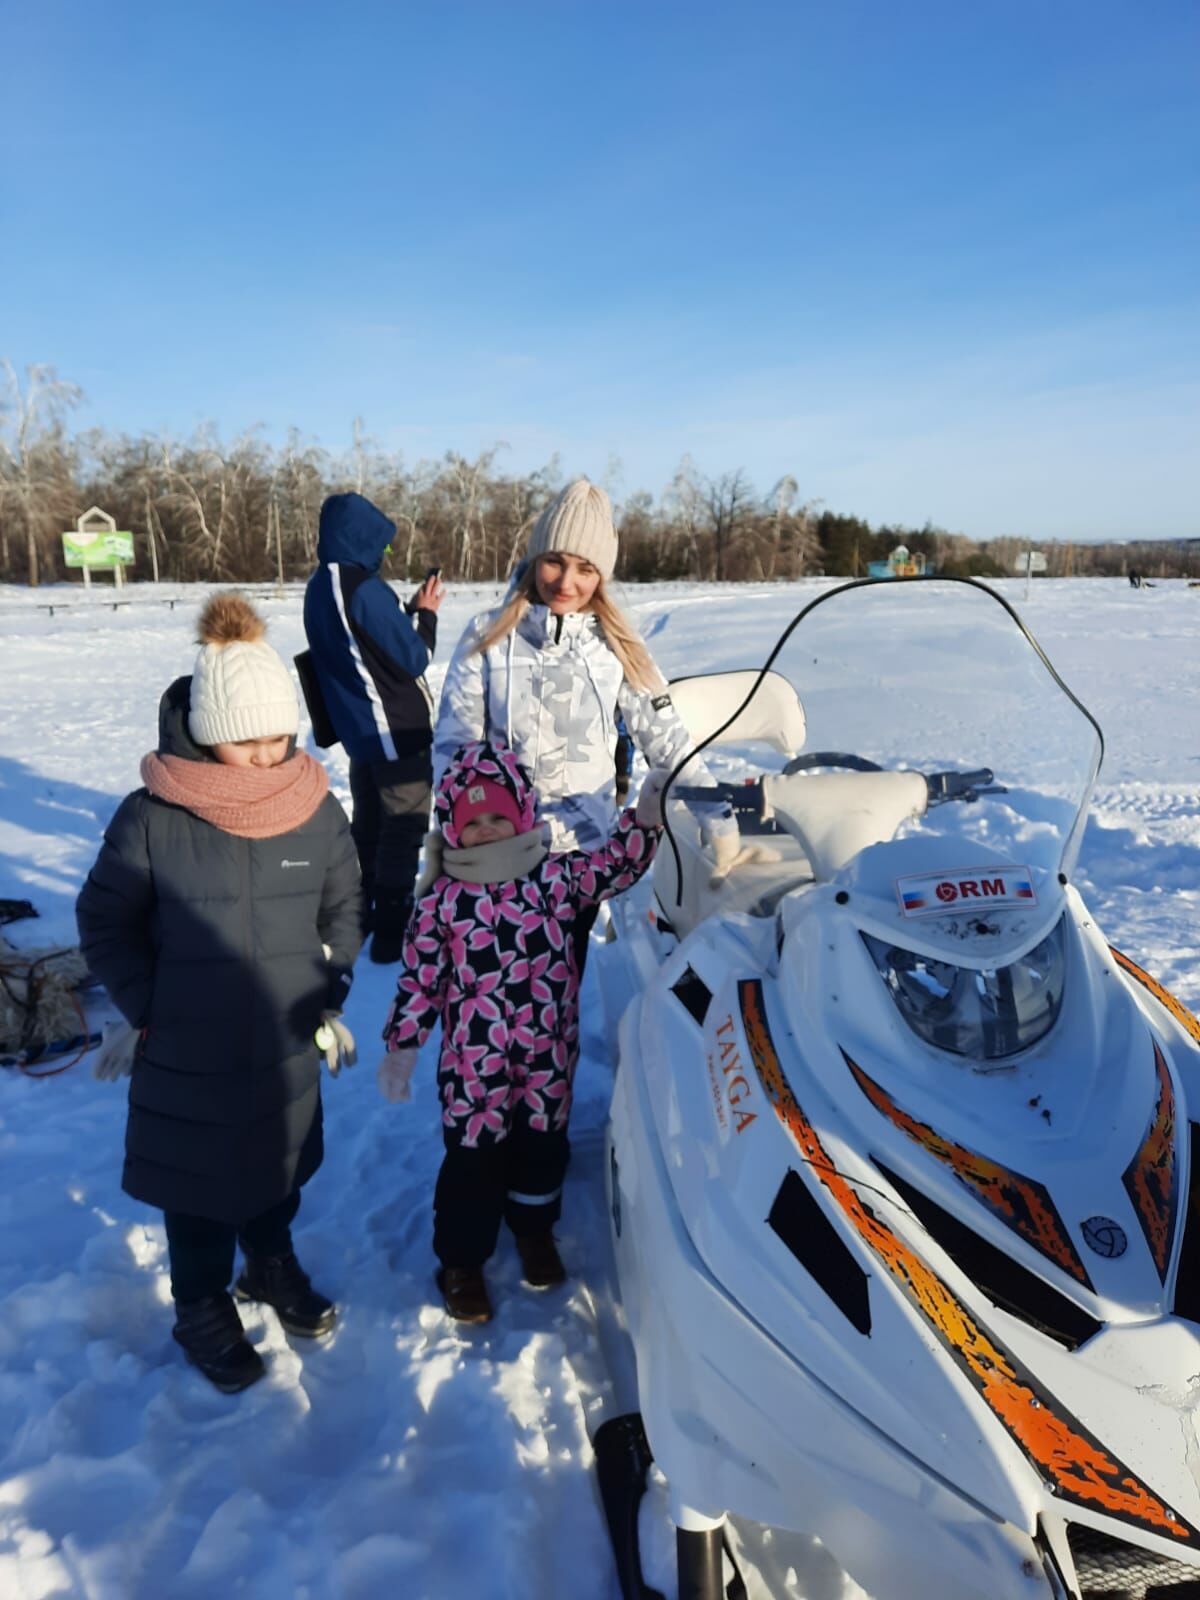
[315,1011,357,1075]
[377,1047,418,1103]
[635,768,672,829]
[93,1018,138,1081]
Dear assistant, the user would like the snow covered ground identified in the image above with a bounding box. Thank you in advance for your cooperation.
[2,575,1199,1599]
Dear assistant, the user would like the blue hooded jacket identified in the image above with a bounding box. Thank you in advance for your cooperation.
[302,493,436,762]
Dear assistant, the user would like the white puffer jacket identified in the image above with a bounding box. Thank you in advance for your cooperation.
[435,604,730,852]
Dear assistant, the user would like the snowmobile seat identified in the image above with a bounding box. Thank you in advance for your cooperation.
[655,803,813,937]
[656,768,930,937]
[666,669,806,758]
[654,669,811,938]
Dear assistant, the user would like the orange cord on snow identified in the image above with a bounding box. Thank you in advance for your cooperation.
[0,952,93,1078]
[20,986,92,1076]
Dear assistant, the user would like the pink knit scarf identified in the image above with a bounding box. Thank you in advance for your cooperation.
[140,751,330,839]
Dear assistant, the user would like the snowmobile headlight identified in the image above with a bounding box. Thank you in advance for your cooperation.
[861,917,1066,1059]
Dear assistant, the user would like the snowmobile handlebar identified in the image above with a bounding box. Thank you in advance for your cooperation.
[923,767,1007,805]
[670,782,767,813]
[670,766,1007,815]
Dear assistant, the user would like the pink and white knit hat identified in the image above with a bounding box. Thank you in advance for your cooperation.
[436,743,538,847]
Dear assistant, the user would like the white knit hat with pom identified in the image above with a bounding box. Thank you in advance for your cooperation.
[188,593,299,746]
[525,478,618,579]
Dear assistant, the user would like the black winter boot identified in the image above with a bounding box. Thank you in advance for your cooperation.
[368,892,413,965]
[515,1231,567,1289]
[436,1265,493,1324]
[173,1293,266,1393]
[235,1251,337,1337]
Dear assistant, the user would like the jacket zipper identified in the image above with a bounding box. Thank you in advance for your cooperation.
[240,839,254,1084]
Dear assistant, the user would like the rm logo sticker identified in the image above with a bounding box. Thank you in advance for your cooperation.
[895,867,1036,917]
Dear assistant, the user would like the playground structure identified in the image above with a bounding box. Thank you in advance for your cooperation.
[867,542,927,578]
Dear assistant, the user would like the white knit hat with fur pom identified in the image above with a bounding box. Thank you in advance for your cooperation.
[188,594,299,746]
[525,478,618,579]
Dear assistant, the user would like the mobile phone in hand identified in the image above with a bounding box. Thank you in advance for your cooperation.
[405,566,443,614]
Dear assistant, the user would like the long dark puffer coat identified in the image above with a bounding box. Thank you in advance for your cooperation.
[76,677,363,1223]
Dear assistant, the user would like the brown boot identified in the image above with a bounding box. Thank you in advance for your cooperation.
[515,1231,566,1289]
[437,1265,493,1324]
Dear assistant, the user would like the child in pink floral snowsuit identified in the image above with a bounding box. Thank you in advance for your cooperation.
[379,741,665,1322]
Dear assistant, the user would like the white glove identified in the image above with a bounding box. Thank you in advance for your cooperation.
[377,1047,418,1103]
[709,828,782,887]
[635,769,672,829]
[315,1011,357,1076]
[94,1018,139,1081]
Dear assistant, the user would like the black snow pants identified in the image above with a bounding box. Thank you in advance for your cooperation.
[164,1190,301,1303]
[433,1126,570,1268]
[348,751,432,917]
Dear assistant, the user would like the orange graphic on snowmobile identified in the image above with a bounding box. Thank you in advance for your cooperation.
[1122,1040,1178,1281]
[737,979,1195,1545]
[1111,947,1200,1046]
[845,1055,1092,1288]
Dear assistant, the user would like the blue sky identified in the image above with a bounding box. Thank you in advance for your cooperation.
[5,0,1197,540]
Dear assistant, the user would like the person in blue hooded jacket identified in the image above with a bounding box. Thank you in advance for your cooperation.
[303,492,444,963]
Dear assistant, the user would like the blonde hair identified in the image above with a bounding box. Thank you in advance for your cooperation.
[473,564,663,695]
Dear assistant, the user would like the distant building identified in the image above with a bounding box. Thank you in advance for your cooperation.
[1013,551,1048,575]
[868,543,928,579]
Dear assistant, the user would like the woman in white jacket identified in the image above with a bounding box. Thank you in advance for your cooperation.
[435,479,748,967]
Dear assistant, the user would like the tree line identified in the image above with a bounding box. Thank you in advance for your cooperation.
[2,362,1194,588]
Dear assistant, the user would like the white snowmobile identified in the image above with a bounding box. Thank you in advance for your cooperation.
[590,577,1200,1600]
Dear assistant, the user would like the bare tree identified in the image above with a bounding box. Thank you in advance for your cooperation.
[278,429,330,569]
[601,452,624,507]
[442,446,505,580]
[705,467,754,582]
[767,477,822,579]
[501,453,560,577]
[347,416,380,496]
[0,361,83,585]
[132,442,166,582]
[664,455,706,578]
[388,456,436,579]
[757,475,797,579]
[160,433,231,578]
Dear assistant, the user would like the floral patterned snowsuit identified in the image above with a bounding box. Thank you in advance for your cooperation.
[386,744,658,1143]
[383,744,659,1265]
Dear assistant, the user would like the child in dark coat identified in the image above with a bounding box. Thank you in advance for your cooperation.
[77,595,363,1392]
[379,741,665,1322]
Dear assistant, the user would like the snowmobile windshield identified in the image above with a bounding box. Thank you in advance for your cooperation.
[861,916,1067,1059]
[671,577,1103,881]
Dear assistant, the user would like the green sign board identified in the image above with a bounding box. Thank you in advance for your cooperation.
[62,529,135,568]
